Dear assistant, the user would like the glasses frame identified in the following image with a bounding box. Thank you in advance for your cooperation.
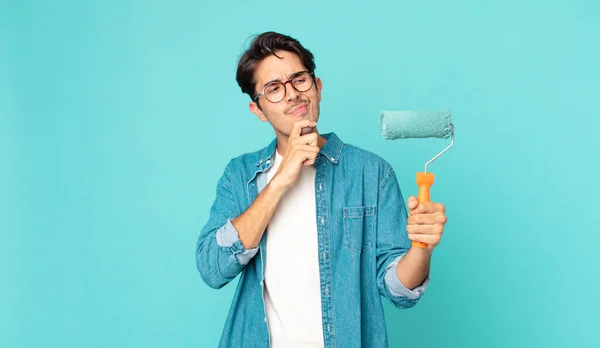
[253,70,316,104]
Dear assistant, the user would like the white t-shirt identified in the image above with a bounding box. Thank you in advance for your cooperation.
[264,149,324,347]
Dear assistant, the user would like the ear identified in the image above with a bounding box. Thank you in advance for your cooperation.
[315,77,323,102]
[249,101,268,122]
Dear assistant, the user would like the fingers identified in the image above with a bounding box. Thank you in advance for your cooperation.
[300,126,314,136]
[407,196,418,210]
[284,143,319,165]
[292,131,318,146]
[406,222,445,235]
[409,201,446,215]
[407,213,447,225]
[407,199,447,249]
[289,120,317,141]
[291,144,320,156]
[294,146,319,166]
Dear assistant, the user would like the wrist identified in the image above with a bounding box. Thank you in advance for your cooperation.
[268,174,289,194]
[409,245,434,258]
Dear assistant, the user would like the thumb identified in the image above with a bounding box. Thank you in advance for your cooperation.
[407,196,419,211]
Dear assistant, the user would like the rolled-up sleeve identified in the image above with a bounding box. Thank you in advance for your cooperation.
[216,218,259,266]
[384,254,430,300]
[375,164,429,309]
[196,160,259,289]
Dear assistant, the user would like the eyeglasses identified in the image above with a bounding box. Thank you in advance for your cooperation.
[253,71,315,103]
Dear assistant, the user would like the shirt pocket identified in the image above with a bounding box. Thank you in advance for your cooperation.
[343,205,376,253]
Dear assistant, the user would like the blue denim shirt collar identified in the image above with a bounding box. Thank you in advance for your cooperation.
[255,132,344,169]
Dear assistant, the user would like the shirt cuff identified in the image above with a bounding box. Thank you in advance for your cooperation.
[215,218,259,265]
[384,254,430,300]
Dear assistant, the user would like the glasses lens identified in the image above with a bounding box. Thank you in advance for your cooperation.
[292,72,313,92]
[265,83,284,103]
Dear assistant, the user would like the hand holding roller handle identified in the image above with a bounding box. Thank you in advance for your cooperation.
[379,109,454,250]
[406,175,447,250]
[413,172,435,248]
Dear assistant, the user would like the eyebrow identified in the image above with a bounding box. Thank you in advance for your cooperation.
[263,77,282,87]
[262,71,303,88]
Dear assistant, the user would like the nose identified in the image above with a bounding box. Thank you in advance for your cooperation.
[284,81,300,101]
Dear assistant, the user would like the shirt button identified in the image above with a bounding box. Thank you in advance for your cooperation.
[264,317,267,322]
[325,286,329,295]
[266,160,271,164]
[322,252,326,260]
[327,324,331,332]
[330,157,335,161]
[320,217,324,225]
[260,281,264,287]
[319,183,322,191]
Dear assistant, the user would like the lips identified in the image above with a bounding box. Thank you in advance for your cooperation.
[288,103,308,115]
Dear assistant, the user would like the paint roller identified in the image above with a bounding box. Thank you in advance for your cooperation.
[379,108,455,248]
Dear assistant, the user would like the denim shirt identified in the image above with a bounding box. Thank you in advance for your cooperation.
[196,132,430,348]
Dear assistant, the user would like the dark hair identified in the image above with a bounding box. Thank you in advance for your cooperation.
[236,31,316,101]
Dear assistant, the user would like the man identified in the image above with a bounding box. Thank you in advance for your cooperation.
[196,31,448,348]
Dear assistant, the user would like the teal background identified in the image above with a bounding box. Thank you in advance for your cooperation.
[2,0,599,347]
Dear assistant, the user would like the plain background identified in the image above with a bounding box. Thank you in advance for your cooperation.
[2,0,599,347]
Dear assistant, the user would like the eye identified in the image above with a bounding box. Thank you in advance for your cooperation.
[266,85,281,94]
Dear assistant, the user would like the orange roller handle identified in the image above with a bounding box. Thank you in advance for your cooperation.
[413,172,435,249]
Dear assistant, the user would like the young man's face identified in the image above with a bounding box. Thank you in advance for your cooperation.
[249,50,323,138]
